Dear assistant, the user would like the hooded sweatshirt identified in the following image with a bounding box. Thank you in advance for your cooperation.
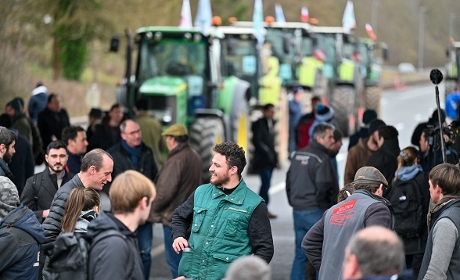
[86,211,143,280]
[0,204,45,279]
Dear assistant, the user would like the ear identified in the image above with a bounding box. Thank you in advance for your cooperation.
[348,254,361,278]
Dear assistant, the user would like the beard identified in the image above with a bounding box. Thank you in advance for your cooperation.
[48,163,65,173]
[210,172,230,186]
[3,151,13,164]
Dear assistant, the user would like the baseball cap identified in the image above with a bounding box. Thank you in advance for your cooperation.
[353,166,388,187]
[162,124,188,136]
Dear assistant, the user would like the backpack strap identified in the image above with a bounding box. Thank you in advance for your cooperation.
[32,173,43,210]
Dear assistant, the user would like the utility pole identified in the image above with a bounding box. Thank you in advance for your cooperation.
[418,6,425,71]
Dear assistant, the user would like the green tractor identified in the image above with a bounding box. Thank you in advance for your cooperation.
[231,21,324,110]
[445,40,460,98]
[217,24,290,165]
[358,38,388,117]
[110,27,251,182]
[310,26,362,136]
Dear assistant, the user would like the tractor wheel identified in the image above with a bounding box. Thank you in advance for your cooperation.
[364,86,382,117]
[189,117,225,184]
[329,86,358,137]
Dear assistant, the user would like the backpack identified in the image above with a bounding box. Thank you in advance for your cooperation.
[43,230,133,280]
[387,179,424,238]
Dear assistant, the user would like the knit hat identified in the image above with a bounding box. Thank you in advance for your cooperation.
[162,124,188,136]
[368,119,386,135]
[333,129,343,141]
[362,109,377,125]
[6,98,22,113]
[0,176,20,219]
[353,166,388,187]
[315,104,334,122]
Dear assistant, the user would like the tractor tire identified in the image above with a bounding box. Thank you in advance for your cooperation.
[329,86,358,137]
[364,86,382,117]
[189,117,225,184]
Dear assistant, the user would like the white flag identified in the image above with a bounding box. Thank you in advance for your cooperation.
[253,0,264,47]
[342,1,356,32]
[275,4,286,23]
[179,0,192,28]
[195,0,212,36]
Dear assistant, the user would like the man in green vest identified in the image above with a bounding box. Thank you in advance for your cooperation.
[171,142,274,280]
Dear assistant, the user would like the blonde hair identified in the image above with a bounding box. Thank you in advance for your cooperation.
[61,188,101,233]
[109,170,156,214]
[394,146,419,181]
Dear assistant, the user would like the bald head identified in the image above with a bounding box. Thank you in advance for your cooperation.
[342,226,405,280]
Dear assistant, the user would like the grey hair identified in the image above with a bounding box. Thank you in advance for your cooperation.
[225,255,271,280]
[348,230,405,276]
[312,123,335,141]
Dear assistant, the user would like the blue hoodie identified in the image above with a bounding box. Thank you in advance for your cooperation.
[395,165,423,181]
[0,204,45,279]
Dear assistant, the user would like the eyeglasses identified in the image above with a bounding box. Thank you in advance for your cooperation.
[123,129,141,136]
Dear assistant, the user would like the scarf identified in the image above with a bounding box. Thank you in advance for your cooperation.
[427,195,459,229]
[395,165,422,181]
[121,140,142,169]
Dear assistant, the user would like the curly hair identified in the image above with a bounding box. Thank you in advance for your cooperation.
[213,142,246,179]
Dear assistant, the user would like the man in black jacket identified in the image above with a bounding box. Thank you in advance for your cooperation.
[37,93,70,151]
[0,114,34,195]
[41,149,113,262]
[107,119,158,280]
[251,103,278,218]
[0,126,16,182]
[21,140,74,279]
[285,122,338,280]
[21,140,74,223]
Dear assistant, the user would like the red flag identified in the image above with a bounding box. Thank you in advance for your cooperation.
[365,23,377,40]
[301,7,309,23]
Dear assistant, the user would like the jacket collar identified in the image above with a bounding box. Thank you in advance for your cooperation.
[211,179,247,205]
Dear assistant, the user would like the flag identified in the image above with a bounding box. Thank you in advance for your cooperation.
[342,1,356,32]
[179,0,192,28]
[195,0,212,36]
[365,23,377,40]
[253,0,264,47]
[275,4,286,23]
[301,6,309,23]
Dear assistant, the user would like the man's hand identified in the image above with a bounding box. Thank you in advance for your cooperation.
[42,209,50,218]
[172,237,189,254]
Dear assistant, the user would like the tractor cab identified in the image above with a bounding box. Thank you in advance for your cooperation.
[112,27,225,127]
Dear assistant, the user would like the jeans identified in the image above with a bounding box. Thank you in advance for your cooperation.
[258,168,273,205]
[290,209,324,280]
[163,225,182,278]
[137,222,153,280]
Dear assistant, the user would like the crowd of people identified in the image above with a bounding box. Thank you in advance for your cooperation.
[2,83,460,280]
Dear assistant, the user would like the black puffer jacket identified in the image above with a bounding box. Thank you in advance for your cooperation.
[41,174,83,253]
[86,212,144,280]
